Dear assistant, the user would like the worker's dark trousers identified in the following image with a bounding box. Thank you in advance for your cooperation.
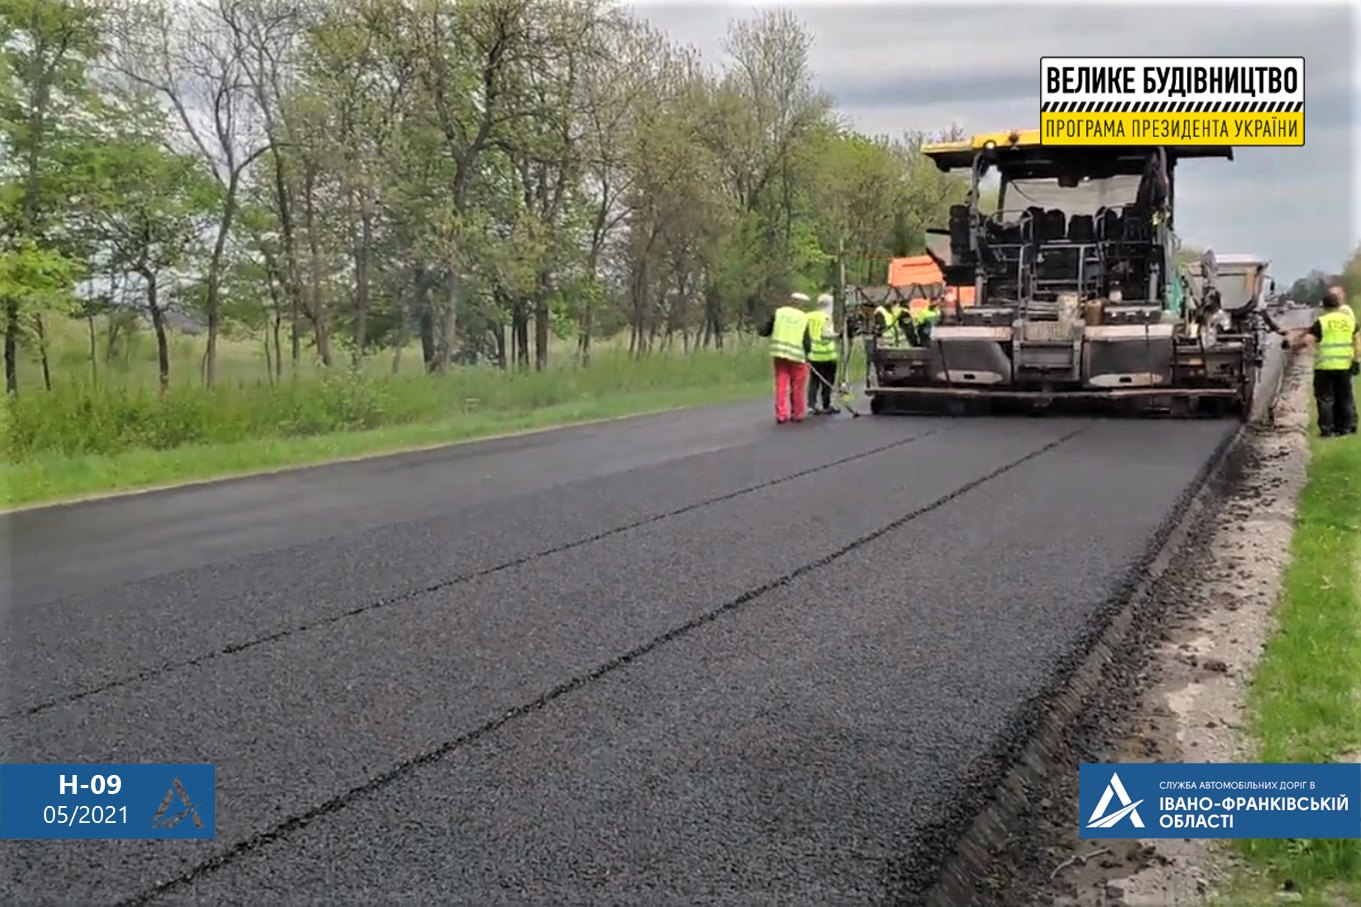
[808,358,837,410]
[1314,369,1357,436]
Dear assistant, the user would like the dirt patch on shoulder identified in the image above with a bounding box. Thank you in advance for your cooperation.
[973,358,1313,907]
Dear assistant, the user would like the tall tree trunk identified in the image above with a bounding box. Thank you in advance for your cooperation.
[144,271,170,394]
[87,314,98,387]
[34,316,51,391]
[268,143,305,373]
[263,326,273,385]
[303,168,332,367]
[705,284,725,350]
[351,196,373,366]
[203,170,246,388]
[511,301,530,370]
[533,274,549,372]
[417,270,436,372]
[578,305,593,367]
[4,301,19,395]
[435,270,456,374]
[392,265,415,375]
[272,313,282,382]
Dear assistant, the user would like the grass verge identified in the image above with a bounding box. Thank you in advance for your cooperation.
[1,380,770,509]
[1220,383,1361,907]
[1,348,792,508]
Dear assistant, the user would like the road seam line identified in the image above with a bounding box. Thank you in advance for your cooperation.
[110,425,1087,907]
[7,426,949,722]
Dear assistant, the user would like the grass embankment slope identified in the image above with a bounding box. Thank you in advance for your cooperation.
[1225,378,1361,906]
[5,324,860,509]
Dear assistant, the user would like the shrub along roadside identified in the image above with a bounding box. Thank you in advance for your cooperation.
[2,346,786,507]
[1225,387,1361,905]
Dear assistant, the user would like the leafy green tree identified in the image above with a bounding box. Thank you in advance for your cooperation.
[0,0,105,393]
[74,113,217,391]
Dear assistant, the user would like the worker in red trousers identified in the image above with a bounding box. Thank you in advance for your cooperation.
[757,292,814,424]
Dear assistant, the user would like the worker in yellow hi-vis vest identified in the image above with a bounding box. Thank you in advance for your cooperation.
[1284,289,1360,437]
[805,293,840,414]
[910,297,943,346]
[757,292,814,424]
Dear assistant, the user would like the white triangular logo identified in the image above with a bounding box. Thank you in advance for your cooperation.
[1086,771,1145,829]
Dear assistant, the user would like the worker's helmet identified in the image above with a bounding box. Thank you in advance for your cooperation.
[789,292,811,307]
[817,293,834,314]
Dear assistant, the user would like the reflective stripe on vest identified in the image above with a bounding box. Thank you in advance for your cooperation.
[1316,310,1356,371]
[806,311,838,361]
[770,306,809,362]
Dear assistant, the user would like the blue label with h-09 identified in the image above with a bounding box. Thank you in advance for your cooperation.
[0,763,216,840]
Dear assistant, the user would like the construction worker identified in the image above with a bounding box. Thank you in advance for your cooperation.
[757,292,814,424]
[873,297,906,346]
[1283,290,1360,437]
[911,297,943,346]
[806,293,840,414]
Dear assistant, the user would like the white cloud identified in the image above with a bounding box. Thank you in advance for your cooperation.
[631,0,1358,278]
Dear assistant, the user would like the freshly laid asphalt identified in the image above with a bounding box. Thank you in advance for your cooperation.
[1,358,1279,903]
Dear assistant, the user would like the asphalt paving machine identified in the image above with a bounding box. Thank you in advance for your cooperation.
[857,129,1264,419]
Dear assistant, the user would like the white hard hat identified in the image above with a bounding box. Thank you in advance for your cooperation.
[817,293,834,306]
[789,292,810,303]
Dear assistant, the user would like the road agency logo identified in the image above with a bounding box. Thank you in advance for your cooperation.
[1085,771,1145,830]
[150,777,205,830]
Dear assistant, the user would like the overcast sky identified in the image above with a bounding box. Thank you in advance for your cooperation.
[631,0,1358,283]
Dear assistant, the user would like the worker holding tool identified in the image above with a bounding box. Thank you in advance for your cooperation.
[757,292,814,424]
[806,293,840,415]
[1283,289,1360,437]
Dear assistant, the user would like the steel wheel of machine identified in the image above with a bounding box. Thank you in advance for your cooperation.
[870,394,884,415]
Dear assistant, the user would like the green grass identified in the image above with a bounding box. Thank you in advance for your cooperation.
[4,321,834,507]
[1,379,771,508]
[1220,379,1361,906]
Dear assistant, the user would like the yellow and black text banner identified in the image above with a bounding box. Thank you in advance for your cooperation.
[1040,56,1306,147]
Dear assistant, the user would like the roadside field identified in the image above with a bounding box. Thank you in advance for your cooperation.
[1225,378,1361,906]
[3,323,872,508]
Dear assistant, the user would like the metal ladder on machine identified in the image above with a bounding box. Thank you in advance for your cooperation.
[1013,244,1085,385]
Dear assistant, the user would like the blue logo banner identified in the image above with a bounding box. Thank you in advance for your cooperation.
[1079,763,1361,839]
[0,763,216,840]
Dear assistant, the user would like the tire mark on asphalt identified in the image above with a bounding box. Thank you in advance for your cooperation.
[6,426,949,723]
[111,424,1088,907]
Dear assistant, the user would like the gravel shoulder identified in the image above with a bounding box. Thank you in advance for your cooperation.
[972,353,1314,907]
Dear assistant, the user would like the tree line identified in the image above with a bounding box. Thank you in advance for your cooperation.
[1,0,972,395]
[1286,247,1361,306]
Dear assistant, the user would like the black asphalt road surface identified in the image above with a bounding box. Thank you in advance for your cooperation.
[2,381,1259,904]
